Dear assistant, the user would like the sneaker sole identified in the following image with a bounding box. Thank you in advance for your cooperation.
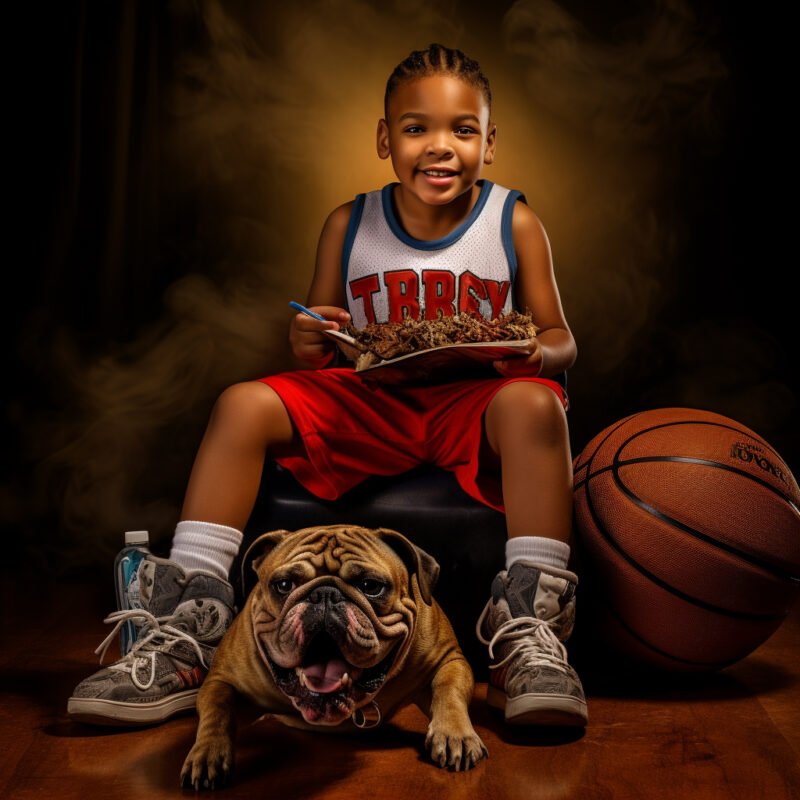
[487,684,588,727]
[67,690,199,726]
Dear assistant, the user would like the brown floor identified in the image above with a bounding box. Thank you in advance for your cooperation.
[1,576,798,800]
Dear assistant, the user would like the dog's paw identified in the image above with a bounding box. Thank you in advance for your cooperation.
[180,736,234,791]
[425,722,489,771]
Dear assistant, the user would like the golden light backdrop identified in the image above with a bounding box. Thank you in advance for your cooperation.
[161,0,726,374]
[25,0,791,561]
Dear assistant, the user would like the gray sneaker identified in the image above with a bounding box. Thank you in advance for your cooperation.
[68,554,235,726]
[476,561,588,726]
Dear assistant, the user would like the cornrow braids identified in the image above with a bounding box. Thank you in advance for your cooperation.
[384,43,492,120]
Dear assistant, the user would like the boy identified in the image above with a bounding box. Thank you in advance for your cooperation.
[69,43,586,729]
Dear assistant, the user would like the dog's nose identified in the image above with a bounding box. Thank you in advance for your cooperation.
[308,585,345,606]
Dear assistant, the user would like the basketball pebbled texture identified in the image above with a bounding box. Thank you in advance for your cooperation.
[572,407,800,671]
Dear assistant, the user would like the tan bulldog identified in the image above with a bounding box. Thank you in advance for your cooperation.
[181,525,488,789]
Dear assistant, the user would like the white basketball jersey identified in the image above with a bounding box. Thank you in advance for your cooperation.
[342,179,526,328]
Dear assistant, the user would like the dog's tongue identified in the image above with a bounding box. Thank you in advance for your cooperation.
[302,658,350,693]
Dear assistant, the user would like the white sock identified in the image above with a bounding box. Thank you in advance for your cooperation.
[169,520,243,580]
[506,536,570,572]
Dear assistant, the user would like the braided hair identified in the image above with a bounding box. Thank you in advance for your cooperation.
[384,43,492,120]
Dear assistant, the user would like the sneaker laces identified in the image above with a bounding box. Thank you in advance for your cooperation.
[476,604,570,675]
[94,609,209,692]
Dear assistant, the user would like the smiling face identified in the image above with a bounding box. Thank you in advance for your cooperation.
[377,75,496,207]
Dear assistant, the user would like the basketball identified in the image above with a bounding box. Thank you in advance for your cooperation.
[572,407,800,671]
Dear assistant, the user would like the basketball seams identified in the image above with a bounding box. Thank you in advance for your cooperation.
[577,469,783,621]
[574,413,787,476]
[572,411,643,475]
[603,604,739,669]
[616,456,799,512]
[611,459,800,583]
[618,419,786,465]
[575,458,800,514]
[617,422,800,502]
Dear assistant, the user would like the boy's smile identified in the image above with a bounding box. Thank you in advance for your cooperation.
[377,75,496,234]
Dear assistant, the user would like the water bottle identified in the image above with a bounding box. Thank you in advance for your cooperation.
[114,530,150,656]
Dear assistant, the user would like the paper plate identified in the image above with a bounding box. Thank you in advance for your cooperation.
[327,334,534,385]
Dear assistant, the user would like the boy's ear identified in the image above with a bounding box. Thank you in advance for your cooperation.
[376,118,391,160]
[483,122,497,165]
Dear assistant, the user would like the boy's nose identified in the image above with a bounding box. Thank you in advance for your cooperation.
[425,134,454,155]
[425,127,453,153]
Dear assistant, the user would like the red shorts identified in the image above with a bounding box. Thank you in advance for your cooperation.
[258,368,567,513]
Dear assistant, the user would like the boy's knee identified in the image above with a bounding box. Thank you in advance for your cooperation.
[490,380,564,420]
[211,381,288,430]
[487,381,566,443]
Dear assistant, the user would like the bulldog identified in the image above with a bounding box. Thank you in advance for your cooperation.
[181,525,488,789]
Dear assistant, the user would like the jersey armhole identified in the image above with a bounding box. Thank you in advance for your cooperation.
[501,190,527,284]
[501,191,568,398]
[341,193,366,298]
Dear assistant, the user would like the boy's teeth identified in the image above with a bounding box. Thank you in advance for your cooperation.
[424,170,453,176]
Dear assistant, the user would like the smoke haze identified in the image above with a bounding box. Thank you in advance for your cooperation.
[7,0,793,569]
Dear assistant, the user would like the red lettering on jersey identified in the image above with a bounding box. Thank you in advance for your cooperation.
[422,270,456,320]
[458,271,488,317]
[349,274,380,324]
[485,279,511,318]
[458,272,511,318]
[384,270,420,321]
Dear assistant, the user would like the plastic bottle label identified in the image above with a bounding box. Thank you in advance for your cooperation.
[116,547,148,655]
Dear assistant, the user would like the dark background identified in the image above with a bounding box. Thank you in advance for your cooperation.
[4,0,795,576]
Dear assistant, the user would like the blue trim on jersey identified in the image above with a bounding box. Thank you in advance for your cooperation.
[381,179,494,251]
[501,189,527,284]
[341,193,366,295]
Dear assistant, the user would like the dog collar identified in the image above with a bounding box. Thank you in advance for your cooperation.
[352,700,382,729]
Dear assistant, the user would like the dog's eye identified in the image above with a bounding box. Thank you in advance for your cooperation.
[358,578,385,598]
[272,578,295,596]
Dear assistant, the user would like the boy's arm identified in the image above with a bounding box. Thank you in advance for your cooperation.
[494,201,577,378]
[289,201,354,368]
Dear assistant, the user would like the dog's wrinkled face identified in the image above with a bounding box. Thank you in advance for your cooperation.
[248,526,435,726]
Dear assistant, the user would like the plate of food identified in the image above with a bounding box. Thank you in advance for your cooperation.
[324,310,538,385]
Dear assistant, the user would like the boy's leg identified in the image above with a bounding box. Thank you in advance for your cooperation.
[477,380,587,726]
[168,382,296,577]
[179,382,296,532]
[482,381,572,543]
[68,381,296,725]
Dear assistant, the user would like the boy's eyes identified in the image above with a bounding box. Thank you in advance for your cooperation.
[402,125,478,136]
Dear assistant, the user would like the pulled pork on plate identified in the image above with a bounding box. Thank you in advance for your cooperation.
[339,310,538,372]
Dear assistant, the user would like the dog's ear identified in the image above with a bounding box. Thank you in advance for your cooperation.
[375,528,440,605]
[249,529,291,573]
[239,530,291,590]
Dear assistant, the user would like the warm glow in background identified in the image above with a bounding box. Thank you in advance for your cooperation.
[5,1,795,567]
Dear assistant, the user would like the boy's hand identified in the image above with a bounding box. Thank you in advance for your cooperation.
[290,306,351,367]
[493,339,544,377]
